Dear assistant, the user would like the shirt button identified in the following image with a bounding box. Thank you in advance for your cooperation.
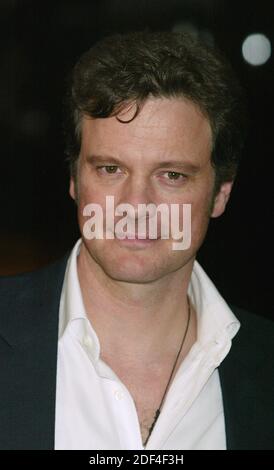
[82,335,93,349]
[114,390,124,400]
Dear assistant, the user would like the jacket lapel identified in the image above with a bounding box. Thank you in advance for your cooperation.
[218,349,256,450]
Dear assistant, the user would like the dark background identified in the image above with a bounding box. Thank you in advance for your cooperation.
[1,0,273,319]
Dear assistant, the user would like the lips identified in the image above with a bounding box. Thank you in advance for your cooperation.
[115,233,159,240]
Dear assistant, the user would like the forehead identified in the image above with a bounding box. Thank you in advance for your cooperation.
[80,97,212,165]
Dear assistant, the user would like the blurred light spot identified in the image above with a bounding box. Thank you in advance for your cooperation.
[242,33,271,66]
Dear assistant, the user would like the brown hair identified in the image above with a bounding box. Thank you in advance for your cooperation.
[64,30,247,190]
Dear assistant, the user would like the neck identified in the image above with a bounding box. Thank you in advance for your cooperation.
[77,244,197,362]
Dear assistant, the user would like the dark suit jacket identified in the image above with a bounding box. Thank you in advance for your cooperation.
[0,255,273,450]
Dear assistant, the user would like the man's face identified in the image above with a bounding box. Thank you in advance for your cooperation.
[70,97,232,283]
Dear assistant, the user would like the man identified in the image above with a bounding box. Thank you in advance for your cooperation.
[0,31,273,450]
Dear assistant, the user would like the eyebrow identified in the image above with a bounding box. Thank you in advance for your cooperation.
[87,154,123,166]
[86,154,201,173]
[156,160,201,173]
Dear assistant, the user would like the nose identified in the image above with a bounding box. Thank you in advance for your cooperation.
[118,175,154,217]
[114,175,164,239]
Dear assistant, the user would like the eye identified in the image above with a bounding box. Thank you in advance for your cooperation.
[162,171,187,183]
[104,165,118,174]
[167,171,183,180]
[97,165,120,174]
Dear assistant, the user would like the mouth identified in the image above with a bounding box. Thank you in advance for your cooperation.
[117,233,158,239]
[115,234,160,247]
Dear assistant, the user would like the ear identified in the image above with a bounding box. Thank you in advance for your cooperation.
[69,177,76,201]
[211,181,234,218]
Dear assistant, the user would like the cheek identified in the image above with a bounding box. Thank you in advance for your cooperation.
[77,173,106,207]
[176,189,213,242]
[192,191,213,217]
[190,199,212,245]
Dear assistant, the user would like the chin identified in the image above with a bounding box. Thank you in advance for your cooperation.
[98,256,163,284]
[92,252,188,285]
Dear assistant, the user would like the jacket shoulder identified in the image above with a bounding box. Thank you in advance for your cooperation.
[0,254,69,297]
[230,305,274,355]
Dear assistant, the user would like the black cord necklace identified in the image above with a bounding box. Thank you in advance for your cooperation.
[143,297,191,447]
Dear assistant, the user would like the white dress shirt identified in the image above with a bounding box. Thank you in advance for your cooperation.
[55,239,240,450]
